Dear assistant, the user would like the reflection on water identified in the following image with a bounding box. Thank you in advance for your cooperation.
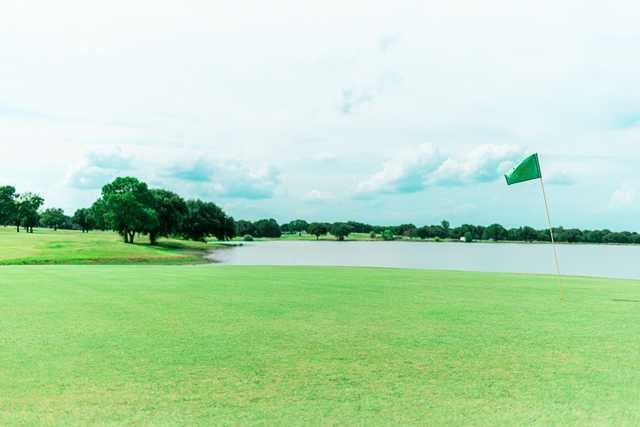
[208,240,640,280]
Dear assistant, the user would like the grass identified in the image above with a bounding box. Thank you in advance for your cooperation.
[1,265,640,425]
[0,227,217,265]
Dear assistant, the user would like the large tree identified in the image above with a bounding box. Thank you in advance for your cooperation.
[253,218,281,238]
[287,219,309,236]
[308,222,329,240]
[330,222,352,241]
[0,185,17,226]
[73,208,95,233]
[102,177,157,243]
[235,219,255,237]
[40,208,66,231]
[147,189,188,245]
[482,223,507,241]
[90,198,107,231]
[15,193,44,233]
[182,199,234,242]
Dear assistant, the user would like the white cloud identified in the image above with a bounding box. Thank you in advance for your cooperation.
[355,144,442,196]
[303,190,334,201]
[166,157,280,200]
[66,146,133,190]
[609,187,637,209]
[429,145,524,186]
[356,144,523,197]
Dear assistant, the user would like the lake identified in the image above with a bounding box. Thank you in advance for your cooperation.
[208,240,640,280]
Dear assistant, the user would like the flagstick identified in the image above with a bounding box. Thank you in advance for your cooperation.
[539,176,564,298]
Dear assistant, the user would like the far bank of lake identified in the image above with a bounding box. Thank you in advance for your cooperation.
[208,240,640,280]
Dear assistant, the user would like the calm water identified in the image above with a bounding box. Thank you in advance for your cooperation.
[208,240,640,280]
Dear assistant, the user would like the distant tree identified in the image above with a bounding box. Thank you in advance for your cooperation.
[441,220,450,234]
[40,208,66,231]
[236,220,255,237]
[482,223,507,241]
[73,208,95,233]
[254,218,281,238]
[102,177,157,243]
[89,198,107,231]
[15,193,44,233]
[346,221,373,233]
[330,222,352,241]
[521,226,537,242]
[430,225,447,239]
[394,224,417,238]
[0,185,17,227]
[382,229,394,241]
[147,189,188,245]
[223,216,236,241]
[182,199,232,242]
[463,231,473,242]
[416,226,430,239]
[288,219,309,236]
[308,222,329,240]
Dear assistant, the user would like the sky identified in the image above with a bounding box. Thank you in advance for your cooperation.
[2,0,640,229]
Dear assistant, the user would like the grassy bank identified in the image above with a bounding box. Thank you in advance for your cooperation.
[0,227,216,265]
[1,265,639,425]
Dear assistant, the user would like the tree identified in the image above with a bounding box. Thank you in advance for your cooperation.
[0,186,17,227]
[288,219,309,236]
[102,177,156,243]
[330,222,352,241]
[73,208,95,233]
[382,229,395,241]
[90,198,107,231]
[308,222,328,240]
[254,218,281,238]
[182,199,233,242]
[223,215,236,241]
[482,223,507,241]
[15,193,44,233]
[40,208,66,231]
[441,220,450,235]
[236,220,255,237]
[147,189,188,245]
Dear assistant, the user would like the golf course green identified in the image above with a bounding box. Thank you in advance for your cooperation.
[0,227,214,265]
[1,264,639,425]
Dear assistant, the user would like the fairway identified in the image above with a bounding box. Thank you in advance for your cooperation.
[0,227,213,265]
[1,266,639,425]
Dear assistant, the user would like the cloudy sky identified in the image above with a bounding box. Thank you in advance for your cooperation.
[2,0,640,229]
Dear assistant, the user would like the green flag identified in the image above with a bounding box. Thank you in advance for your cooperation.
[505,153,542,185]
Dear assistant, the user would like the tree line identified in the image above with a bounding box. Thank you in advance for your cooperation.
[2,178,640,245]
[0,177,236,244]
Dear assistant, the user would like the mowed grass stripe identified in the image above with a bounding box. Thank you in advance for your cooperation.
[1,266,639,425]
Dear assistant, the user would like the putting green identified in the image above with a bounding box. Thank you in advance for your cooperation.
[1,265,639,425]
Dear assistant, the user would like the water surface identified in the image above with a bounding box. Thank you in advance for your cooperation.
[208,240,640,280]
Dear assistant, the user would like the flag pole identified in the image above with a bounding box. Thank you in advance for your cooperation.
[539,173,563,298]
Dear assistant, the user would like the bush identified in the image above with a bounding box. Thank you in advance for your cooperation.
[369,231,377,239]
[464,231,473,243]
[243,234,254,241]
[382,229,394,241]
[434,236,442,242]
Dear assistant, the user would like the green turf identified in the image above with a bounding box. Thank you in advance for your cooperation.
[0,227,217,265]
[1,265,639,425]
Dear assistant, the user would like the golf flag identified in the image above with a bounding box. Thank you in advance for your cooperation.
[505,153,542,185]
[505,152,563,297]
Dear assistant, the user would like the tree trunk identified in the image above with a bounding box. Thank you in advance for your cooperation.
[129,231,135,243]
[149,232,157,245]
[123,231,129,243]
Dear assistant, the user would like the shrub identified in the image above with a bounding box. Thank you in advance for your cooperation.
[243,234,254,241]
[382,229,394,241]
